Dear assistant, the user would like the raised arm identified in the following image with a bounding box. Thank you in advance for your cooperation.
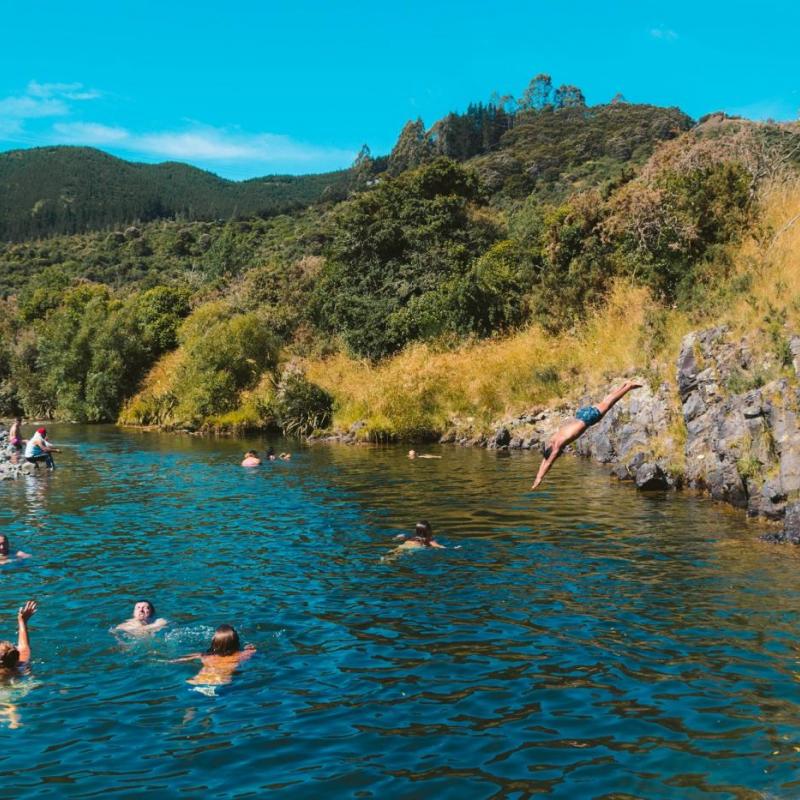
[16,600,37,664]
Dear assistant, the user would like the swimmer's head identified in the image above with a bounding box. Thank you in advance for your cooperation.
[408,450,416,459]
[415,520,433,542]
[0,535,9,556]
[208,624,241,656]
[133,601,155,623]
[0,641,20,669]
[244,450,258,458]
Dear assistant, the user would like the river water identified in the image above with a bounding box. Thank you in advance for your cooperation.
[1,425,800,798]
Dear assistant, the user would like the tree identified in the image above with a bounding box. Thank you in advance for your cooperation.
[553,84,586,110]
[388,119,433,175]
[518,74,553,111]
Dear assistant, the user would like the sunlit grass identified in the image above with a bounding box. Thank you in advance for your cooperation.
[303,281,689,440]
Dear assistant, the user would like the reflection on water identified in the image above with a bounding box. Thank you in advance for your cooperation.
[1,425,799,798]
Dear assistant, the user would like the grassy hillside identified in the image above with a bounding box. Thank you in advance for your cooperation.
[0,146,350,241]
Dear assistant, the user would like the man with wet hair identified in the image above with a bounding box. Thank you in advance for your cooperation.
[114,601,168,635]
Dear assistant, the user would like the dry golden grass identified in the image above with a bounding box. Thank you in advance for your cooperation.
[729,180,800,334]
[303,281,691,439]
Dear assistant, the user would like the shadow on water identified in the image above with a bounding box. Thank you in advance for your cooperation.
[1,425,799,798]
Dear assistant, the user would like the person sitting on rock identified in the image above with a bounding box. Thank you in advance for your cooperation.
[23,427,59,470]
[241,450,261,467]
[0,535,31,565]
[531,380,642,490]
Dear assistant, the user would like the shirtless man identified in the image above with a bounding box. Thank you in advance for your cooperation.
[531,380,642,490]
[0,535,31,565]
[114,601,168,635]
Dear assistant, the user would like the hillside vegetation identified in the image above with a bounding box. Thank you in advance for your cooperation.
[1,77,799,440]
[0,146,350,241]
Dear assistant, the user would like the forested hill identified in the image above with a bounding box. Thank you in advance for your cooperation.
[0,146,350,241]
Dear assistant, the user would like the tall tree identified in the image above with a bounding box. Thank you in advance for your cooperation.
[518,74,553,111]
[388,119,433,175]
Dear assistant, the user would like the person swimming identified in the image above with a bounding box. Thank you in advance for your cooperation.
[114,601,168,635]
[385,521,448,559]
[0,600,37,729]
[531,380,642,490]
[241,450,261,467]
[0,601,37,676]
[408,450,442,459]
[173,624,256,688]
[0,535,31,565]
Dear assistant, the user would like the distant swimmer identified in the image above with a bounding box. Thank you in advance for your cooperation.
[241,450,261,467]
[266,447,277,461]
[407,450,442,459]
[531,380,642,490]
[279,452,291,461]
[0,535,31,565]
[24,427,59,470]
[114,601,168,635]
[173,625,256,689]
[0,601,37,675]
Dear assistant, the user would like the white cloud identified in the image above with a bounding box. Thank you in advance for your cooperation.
[650,27,678,40]
[132,126,353,164]
[50,122,354,166]
[0,95,68,118]
[53,121,129,144]
[27,80,101,101]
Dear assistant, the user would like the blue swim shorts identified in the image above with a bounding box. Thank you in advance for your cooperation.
[575,405,602,426]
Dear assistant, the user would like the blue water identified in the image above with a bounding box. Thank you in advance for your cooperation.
[2,425,800,799]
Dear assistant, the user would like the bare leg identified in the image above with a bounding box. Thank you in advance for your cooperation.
[595,380,643,415]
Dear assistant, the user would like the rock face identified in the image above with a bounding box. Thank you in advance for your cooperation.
[676,327,800,540]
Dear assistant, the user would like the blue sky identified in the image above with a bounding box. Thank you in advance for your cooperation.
[1,0,798,179]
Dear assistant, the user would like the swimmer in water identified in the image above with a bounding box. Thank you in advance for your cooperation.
[114,601,168,635]
[0,535,31,565]
[173,625,256,688]
[0,601,37,676]
[408,450,442,459]
[279,452,291,461]
[241,450,261,467]
[384,521,450,560]
[531,380,643,490]
[0,600,37,729]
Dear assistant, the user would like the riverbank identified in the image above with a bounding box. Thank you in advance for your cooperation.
[309,324,800,543]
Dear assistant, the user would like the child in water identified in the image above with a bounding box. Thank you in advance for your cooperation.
[241,450,261,467]
[174,625,256,688]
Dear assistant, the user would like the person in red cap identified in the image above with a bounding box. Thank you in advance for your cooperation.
[23,427,59,470]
